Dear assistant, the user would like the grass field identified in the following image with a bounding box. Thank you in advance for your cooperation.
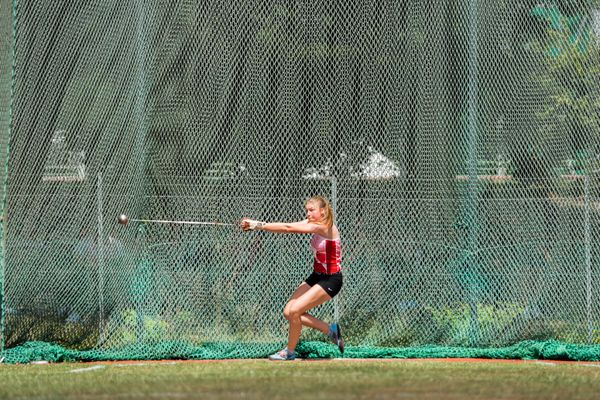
[1,359,600,399]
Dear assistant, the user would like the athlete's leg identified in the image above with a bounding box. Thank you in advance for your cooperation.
[283,284,331,352]
[283,282,311,317]
[298,313,329,334]
[284,283,329,334]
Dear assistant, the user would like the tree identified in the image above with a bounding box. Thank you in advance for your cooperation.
[531,4,600,174]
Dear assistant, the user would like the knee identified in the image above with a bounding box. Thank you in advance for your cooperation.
[283,303,293,321]
[284,306,302,321]
[283,307,292,321]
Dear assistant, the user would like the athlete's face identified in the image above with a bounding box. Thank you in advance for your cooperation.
[305,201,324,223]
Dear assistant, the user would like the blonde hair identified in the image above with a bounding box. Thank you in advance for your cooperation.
[305,195,334,228]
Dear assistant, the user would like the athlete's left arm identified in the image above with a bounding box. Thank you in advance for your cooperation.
[258,219,328,235]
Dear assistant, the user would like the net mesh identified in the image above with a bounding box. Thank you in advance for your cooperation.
[1,0,600,361]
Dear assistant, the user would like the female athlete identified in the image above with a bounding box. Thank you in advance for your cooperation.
[241,196,344,360]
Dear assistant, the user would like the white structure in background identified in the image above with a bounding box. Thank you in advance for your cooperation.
[302,146,403,180]
[42,130,87,182]
[593,9,600,37]
[203,161,247,180]
[351,146,403,180]
[302,161,334,179]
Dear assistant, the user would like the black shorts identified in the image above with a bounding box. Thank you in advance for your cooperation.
[304,271,343,298]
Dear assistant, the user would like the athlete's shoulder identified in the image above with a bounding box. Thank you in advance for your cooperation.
[331,225,341,239]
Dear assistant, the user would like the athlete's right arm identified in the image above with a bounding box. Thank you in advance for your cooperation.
[241,218,326,235]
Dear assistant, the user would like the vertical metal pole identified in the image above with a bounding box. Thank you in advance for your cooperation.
[331,176,337,222]
[0,0,18,353]
[467,0,479,346]
[97,171,105,344]
[584,174,592,344]
[331,176,339,323]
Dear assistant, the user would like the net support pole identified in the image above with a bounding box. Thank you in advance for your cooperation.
[0,0,17,353]
[331,176,339,323]
[466,0,479,346]
[584,174,592,344]
[97,171,105,344]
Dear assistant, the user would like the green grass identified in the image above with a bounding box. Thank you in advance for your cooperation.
[1,359,599,399]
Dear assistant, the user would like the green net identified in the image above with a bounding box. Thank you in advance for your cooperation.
[1,0,600,362]
[2,340,600,363]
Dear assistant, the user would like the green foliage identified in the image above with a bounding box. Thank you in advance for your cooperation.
[425,303,525,346]
[5,313,98,350]
[338,302,530,348]
[104,309,169,347]
[530,5,600,162]
[530,5,591,54]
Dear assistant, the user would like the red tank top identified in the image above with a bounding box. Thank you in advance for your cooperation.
[310,234,341,274]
